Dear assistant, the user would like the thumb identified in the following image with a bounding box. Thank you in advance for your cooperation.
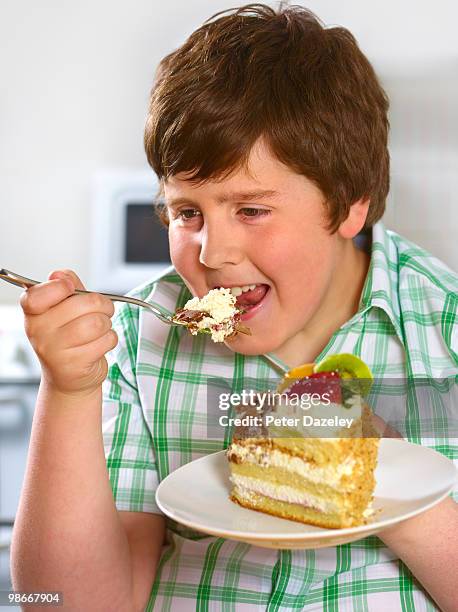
[48,269,86,292]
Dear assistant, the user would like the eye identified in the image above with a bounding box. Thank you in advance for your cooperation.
[238,207,271,219]
[177,208,202,220]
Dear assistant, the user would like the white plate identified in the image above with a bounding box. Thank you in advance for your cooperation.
[155,439,457,549]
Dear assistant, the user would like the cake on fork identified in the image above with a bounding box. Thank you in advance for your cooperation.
[173,287,250,342]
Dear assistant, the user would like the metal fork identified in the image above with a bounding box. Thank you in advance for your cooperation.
[0,268,251,335]
[0,267,179,325]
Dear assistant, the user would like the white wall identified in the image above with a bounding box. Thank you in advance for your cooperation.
[1,0,457,304]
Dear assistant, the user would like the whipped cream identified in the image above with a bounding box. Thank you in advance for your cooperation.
[183,288,237,342]
[229,442,355,488]
[231,474,339,513]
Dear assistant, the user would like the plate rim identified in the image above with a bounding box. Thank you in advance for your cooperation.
[155,438,457,541]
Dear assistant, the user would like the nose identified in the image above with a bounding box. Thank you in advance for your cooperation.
[199,220,244,269]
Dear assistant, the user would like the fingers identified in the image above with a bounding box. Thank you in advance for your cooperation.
[38,289,115,329]
[21,272,114,322]
[48,269,86,292]
[58,312,114,349]
[23,290,115,353]
[66,329,119,365]
[20,268,89,316]
[19,269,120,398]
[19,268,84,316]
[41,330,118,380]
[20,271,116,357]
[20,277,76,315]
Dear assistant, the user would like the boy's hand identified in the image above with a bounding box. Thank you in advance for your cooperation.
[20,269,117,398]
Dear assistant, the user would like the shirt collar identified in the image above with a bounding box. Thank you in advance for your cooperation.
[357,221,404,344]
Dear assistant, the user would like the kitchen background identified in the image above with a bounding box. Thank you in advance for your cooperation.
[0,0,457,606]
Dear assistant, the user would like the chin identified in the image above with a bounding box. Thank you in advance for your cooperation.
[225,334,280,356]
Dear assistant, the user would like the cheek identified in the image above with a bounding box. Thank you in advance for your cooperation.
[168,228,198,278]
[265,226,336,303]
[257,222,331,276]
[247,225,292,271]
[168,228,182,262]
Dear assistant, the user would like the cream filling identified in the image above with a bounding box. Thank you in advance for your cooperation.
[229,443,355,487]
[231,474,339,513]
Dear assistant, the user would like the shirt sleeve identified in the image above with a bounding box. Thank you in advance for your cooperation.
[101,301,163,515]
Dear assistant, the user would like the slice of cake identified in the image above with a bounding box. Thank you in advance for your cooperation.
[173,287,251,342]
[227,354,379,528]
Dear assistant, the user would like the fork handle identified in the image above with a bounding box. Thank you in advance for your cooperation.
[0,268,117,300]
[5,278,118,302]
[0,268,171,321]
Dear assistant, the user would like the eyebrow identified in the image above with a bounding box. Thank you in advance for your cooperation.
[165,189,279,207]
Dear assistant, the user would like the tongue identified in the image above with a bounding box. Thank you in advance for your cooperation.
[236,284,269,307]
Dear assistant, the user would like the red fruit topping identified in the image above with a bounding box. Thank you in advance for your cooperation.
[285,370,342,404]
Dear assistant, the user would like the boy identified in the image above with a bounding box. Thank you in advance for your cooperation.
[11,4,457,611]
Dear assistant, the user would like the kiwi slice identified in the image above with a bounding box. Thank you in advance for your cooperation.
[313,353,373,395]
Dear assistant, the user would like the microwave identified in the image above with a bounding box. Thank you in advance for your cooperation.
[90,170,171,294]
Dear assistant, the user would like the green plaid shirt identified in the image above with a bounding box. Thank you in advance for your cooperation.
[102,222,457,611]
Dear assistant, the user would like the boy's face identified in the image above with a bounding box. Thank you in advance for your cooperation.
[164,140,364,358]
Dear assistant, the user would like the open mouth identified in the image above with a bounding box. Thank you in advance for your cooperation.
[233,284,269,311]
[215,283,270,316]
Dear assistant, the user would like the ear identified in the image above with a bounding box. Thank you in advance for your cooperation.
[338,197,370,239]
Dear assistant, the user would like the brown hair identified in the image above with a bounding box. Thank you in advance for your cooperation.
[144,3,390,231]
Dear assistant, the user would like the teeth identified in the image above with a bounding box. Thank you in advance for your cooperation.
[229,284,258,297]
